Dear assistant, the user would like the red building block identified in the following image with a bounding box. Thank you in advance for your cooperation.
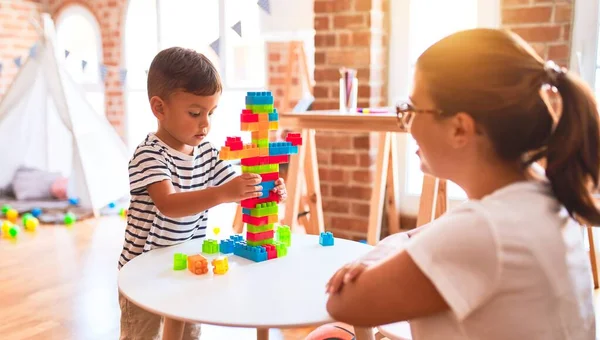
[269,155,289,164]
[240,156,273,166]
[260,172,279,182]
[285,133,302,146]
[225,137,243,151]
[262,244,277,260]
[241,109,258,123]
[247,230,274,241]
[242,214,270,226]
[241,192,280,209]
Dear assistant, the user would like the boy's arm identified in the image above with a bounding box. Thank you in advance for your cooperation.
[147,173,262,218]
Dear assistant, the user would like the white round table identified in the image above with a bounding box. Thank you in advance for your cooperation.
[118,234,374,340]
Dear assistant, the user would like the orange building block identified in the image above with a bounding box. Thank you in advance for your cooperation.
[252,130,269,140]
[257,114,269,122]
[211,257,229,275]
[188,254,209,275]
[241,122,259,131]
[268,214,278,224]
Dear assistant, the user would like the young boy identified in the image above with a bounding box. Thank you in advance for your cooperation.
[118,47,287,339]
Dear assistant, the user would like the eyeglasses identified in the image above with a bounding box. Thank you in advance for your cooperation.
[395,101,444,129]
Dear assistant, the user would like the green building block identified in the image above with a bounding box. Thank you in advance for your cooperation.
[202,239,219,254]
[173,253,188,270]
[1,204,11,215]
[252,139,269,148]
[242,164,279,174]
[247,238,274,246]
[246,104,274,113]
[250,202,278,217]
[274,242,288,257]
[276,225,291,247]
[247,223,275,233]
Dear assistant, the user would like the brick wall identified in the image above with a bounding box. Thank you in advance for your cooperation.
[47,0,127,136]
[0,1,43,98]
[266,42,304,111]
[502,0,573,67]
[312,0,389,239]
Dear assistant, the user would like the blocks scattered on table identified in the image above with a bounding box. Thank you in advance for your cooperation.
[202,239,219,254]
[219,239,234,254]
[188,254,209,275]
[212,257,229,275]
[173,253,188,270]
[234,241,268,262]
[319,232,334,246]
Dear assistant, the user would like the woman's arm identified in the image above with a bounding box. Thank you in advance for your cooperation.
[326,249,448,327]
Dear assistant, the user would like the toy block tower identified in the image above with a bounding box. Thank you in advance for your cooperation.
[219,91,302,262]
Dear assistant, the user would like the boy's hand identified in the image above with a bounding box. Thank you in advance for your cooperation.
[220,173,262,202]
[272,178,287,203]
[326,261,368,294]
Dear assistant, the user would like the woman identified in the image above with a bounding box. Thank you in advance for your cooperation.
[325,28,598,339]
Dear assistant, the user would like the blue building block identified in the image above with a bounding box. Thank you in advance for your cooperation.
[219,239,234,254]
[246,91,274,105]
[230,234,244,243]
[269,142,294,156]
[242,208,251,215]
[268,110,279,122]
[233,241,268,262]
[319,232,334,246]
[259,180,276,198]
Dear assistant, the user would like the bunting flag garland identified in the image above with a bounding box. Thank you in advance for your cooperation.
[144,69,149,76]
[64,50,70,59]
[210,38,220,56]
[257,0,270,14]
[14,57,21,68]
[29,43,38,59]
[232,21,242,37]
[81,60,88,71]
[99,64,108,82]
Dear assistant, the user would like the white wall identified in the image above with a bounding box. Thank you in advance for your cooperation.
[259,0,314,37]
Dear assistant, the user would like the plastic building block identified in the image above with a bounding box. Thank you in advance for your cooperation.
[253,139,269,148]
[230,234,244,243]
[247,229,275,242]
[241,109,258,122]
[188,254,209,275]
[268,111,278,121]
[241,192,280,209]
[251,129,269,140]
[173,253,188,270]
[241,164,279,174]
[257,113,269,122]
[286,133,303,146]
[269,122,279,130]
[241,122,259,131]
[276,225,291,247]
[219,239,234,254]
[319,232,334,246]
[1,221,19,239]
[260,172,279,182]
[269,155,289,164]
[242,214,269,226]
[247,238,274,246]
[234,241,268,262]
[225,137,243,151]
[246,91,274,105]
[212,257,229,274]
[241,156,269,166]
[262,244,278,260]
[247,223,275,233]
[247,104,274,114]
[248,202,278,217]
[202,239,219,254]
[274,242,288,257]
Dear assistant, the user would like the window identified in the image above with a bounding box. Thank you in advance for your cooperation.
[124,0,266,153]
[570,0,600,93]
[55,4,105,117]
[388,0,500,214]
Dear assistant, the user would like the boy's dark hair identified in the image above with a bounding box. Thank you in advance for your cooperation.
[147,47,222,100]
[417,28,600,225]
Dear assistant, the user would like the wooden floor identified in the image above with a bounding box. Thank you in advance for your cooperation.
[0,212,315,340]
[2,212,600,340]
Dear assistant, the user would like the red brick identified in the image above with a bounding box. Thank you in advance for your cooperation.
[314,0,334,12]
[315,51,326,64]
[554,4,572,23]
[503,0,532,6]
[355,0,373,11]
[323,199,350,214]
[353,31,371,46]
[314,68,340,82]
[509,26,561,42]
[353,136,370,149]
[331,216,368,232]
[548,44,569,60]
[359,153,375,167]
[314,15,330,30]
[331,185,372,200]
[312,101,339,110]
[502,6,552,25]
[338,32,352,46]
[313,85,330,98]
[352,170,372,183]
[351,202,371,216]
[269,53,281,62]
[562,24,571,40]
[333,0,352,12]
[333,14,366,29]
[331,152,358,166]
[315,33,336,48]
[317,149,331,165]
[316,134,353,149]
[320,184,331,197]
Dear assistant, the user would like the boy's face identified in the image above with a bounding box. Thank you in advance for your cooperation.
[152,90,220,149]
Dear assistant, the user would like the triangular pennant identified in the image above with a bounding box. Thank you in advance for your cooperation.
[81,60,88,71]
[257,0,270,14]
[14,57,21,68]
[99,64,108,81]
[144,69,149,76]
[119,69,128,84]
[210,38,220,56]
[232,21,242,37]
[29,43,38,58]
[65,50,70,59]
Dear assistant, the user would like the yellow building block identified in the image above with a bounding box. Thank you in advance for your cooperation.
[269,122,279,130]
[211,256,229,275]
[240,145,260,158]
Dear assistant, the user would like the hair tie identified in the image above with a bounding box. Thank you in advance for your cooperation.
[544,60,566,86]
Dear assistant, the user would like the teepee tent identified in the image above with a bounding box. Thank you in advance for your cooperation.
[0,13,130,215]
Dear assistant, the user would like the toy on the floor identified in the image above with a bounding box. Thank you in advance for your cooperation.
[68,197,80,205]
[219,91,302,262]
[211,257,229,274]
[319,231,334,246]
[1,220,19,239]
[64,212,76,226]
[305,323,355,340]
[119,208,127,219]
[173,253,188,270]
[22,213,39,231]
[31,207,42,218]
[187,254,209,275]
[5,208,18,223]
[1,204,11,215]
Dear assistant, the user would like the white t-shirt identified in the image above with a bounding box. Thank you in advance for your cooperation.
[366,180,596,339]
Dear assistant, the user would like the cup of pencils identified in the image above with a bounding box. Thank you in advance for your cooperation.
[339,67,357,113]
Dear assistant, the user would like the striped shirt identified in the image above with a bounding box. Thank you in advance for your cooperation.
[118,133,235,269]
